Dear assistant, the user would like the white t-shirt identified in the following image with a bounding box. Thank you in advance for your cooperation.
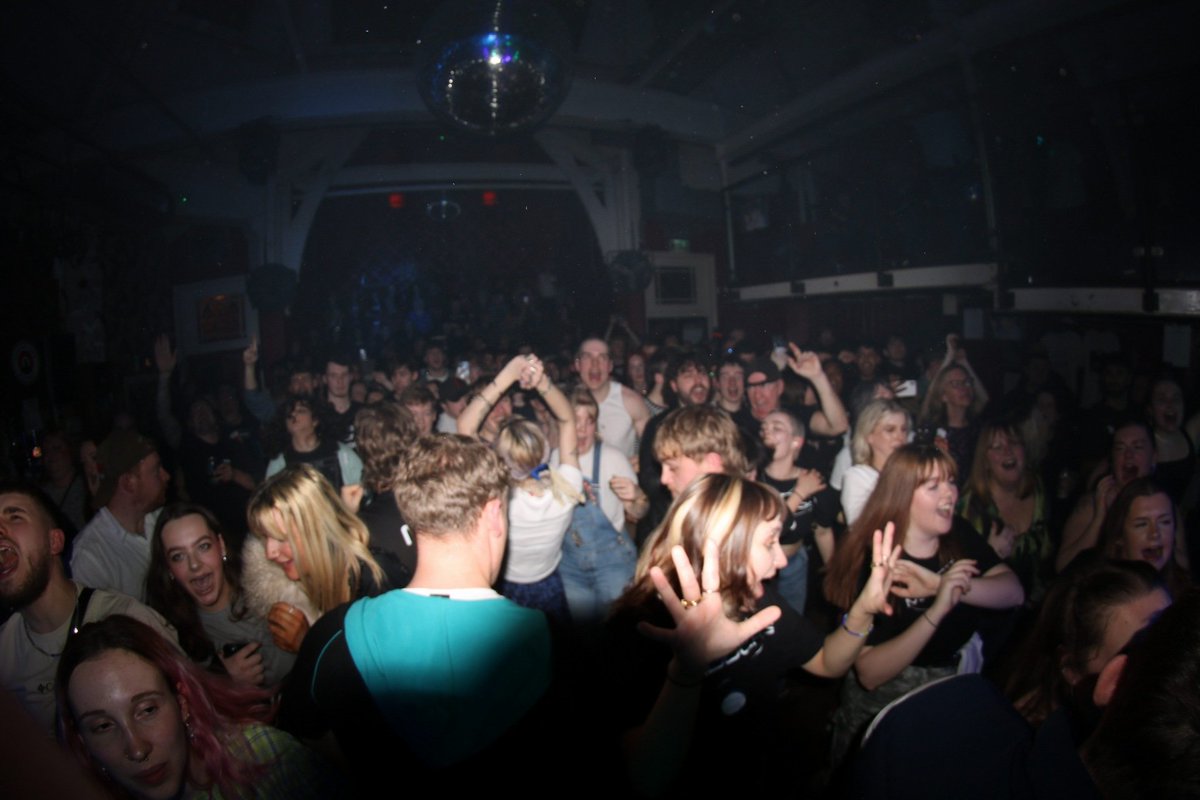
[840,464,880,527]
[503,464,583,584]
[829,433,852,490]
[0,582,178,735]
[597,382,638,459]
[70,507,161,602]
[551,444,636,534]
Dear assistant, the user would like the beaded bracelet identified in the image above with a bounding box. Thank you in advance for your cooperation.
[840,612,873,638]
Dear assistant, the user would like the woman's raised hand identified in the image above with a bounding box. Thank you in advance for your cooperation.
[498,354,530,386]
[891,557,977,600]
[638,540,781,681]
[853,522,902,617]
[932,559,979,613]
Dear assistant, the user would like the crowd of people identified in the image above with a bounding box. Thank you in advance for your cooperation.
[2,320,1197,798]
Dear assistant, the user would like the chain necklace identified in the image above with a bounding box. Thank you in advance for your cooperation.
[22,617,64,659]
[21,586,92,660]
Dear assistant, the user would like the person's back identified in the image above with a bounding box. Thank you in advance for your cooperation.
[278,591,555,787]
[276,434,565,789]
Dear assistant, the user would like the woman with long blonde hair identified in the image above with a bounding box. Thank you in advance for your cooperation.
[460,353,582,621]
[246,464,395,653]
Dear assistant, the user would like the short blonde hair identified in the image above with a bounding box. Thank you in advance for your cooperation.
[247,464,383,613]
[653,406,748,477]
[392,434,511,537]
[851,399,909,466]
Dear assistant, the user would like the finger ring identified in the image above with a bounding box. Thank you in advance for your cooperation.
[289,606,298,616]
[702,589,719,597]
[680,597,701,609]
[872,562,885,568]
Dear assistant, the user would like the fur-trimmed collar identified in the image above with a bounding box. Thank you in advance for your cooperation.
[240,538,318,624]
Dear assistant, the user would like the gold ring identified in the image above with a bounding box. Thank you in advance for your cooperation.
[680,598,701,609]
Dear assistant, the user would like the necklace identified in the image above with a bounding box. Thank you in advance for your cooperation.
[21,587,91,659]
[22,617,64,659]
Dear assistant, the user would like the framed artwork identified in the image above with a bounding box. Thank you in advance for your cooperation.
[172,276,258,355]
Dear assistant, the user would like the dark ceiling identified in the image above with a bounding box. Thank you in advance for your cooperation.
[6,0,1189,167]
[2,0,1196,293]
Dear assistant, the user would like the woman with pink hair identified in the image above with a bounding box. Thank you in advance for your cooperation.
[56,615,335,799]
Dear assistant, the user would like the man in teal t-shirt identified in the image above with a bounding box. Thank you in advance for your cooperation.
[277,435,554,786]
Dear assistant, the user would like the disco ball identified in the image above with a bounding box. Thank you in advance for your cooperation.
[416,0,573,136]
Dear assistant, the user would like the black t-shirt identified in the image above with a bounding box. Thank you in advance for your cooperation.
[865,518,1001,668]
[324,402,362,446]
[603,584,825,792]
[635,408,674,546]
[177,432,257,551]
[853,675,1101,800]
[759,472,839,547]
[281,438,345,490]
[358,491,416,585]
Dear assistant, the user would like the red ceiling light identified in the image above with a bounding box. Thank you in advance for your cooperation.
[388,192,405,209]
[481,190,498,206]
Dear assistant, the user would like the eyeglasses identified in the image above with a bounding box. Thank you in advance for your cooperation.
[947,378,974,389]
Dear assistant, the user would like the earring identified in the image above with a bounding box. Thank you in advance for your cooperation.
[221,553,227,563]
[184,714,195,742]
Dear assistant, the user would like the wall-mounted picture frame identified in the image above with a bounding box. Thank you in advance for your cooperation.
[172,276,258,355]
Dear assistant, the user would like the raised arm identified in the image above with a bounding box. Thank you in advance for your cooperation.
[787,343,849,437]
[962,562,1024,608]
[154,334,182,450]
[241,337,275,423]
[457,355,528,438]
[528,358,577,469]
[624,541,781,796]
[942,334,990,408]
[804,524,899,678]
[853,559,976,690]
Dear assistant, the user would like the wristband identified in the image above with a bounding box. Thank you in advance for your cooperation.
[840,612,873,638]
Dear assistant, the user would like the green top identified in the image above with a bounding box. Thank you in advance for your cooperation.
[957,478,1052,604]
